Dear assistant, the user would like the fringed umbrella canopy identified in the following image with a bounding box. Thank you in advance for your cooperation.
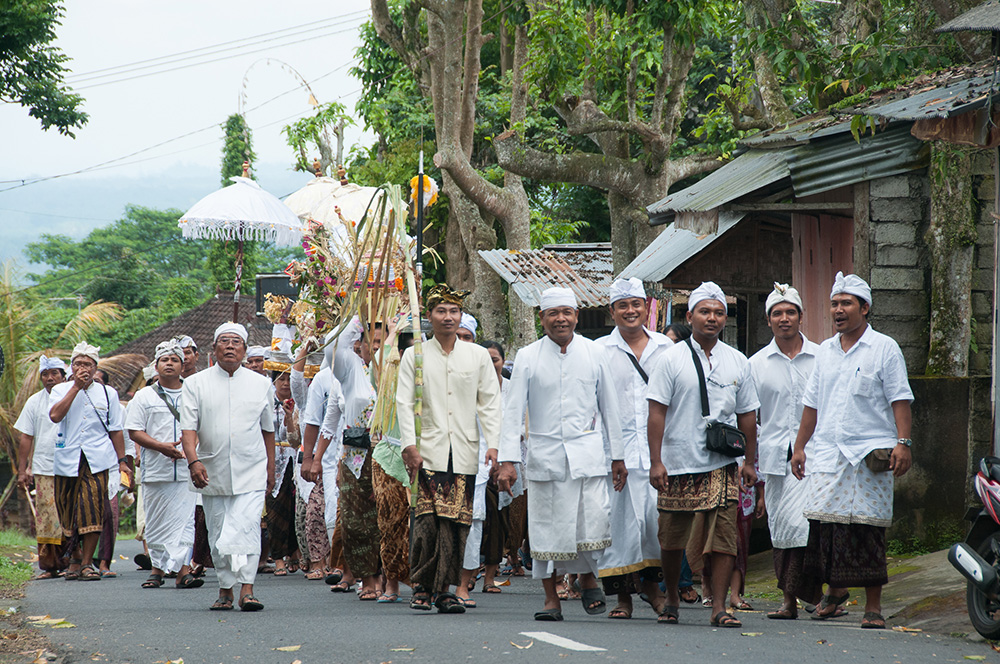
[178,176,305,247]
[284,177,385,227]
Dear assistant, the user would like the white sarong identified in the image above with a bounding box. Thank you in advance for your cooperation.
[763,463,810,549]
[597,469,660,577]
[463,519,484,571]
[323,446,343,533]
[202,490,266,589]
[803,450,894,528]
[144,481,196,573]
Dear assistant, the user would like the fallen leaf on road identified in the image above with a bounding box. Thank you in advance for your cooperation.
[291,661,302,664]
[496,579,510,586]
[119,555,127,560]
[273,646,301,652]
[390,648,414,652]
[165,660,184,664]
[741,633,763,637]
[992,643,1000,653]
[51,622,76,629]
[30,617,74,628]
[27,615,49,621]
[816,640,827,645]
[510,640,533,649]
[964,657,986,661]
[892,626,922,633]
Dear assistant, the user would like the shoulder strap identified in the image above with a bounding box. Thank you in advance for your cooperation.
[625,351,648,384]
[685,338,710,418]
[153,383,181,422]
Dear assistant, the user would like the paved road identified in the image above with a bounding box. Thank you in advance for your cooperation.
[23,540,991,664]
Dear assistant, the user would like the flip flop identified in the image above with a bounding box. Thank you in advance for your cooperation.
[377,592,403,603]
[176,573,204,589]
[210,596,234,611]
[711,611,742,628]
[730,600,753,611]
[358,589,380,601]
[680,587,700,604]
[657,605,679,624]
[273,568,288,577]
[99,570,117,579]
[608,603,632,619]
[434,591,466,614]
[459,597,477,609]
[811,591,850,620]
[860,611,886,629]
[329,581,351,593]
[34,571,62,580]
[324,569,343,585]
[534,608,563,621]
[483,585,501,593]
[133,553,152,571]
[581,587,607,615]
[767,607,799,620]
[239,594,264,612]
[141,574,164,589]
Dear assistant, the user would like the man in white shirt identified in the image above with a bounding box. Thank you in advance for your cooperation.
[127,340,203,590]
[174,335,199,378]
[646,282,759,628]
[245,346,267,375]
[397,284,501,614]
[15,355,67,579]
[496,287,628,622]
[790,272,913,630]
[181,322,276,612]
[596,278,673,620]
[748,283,819,620]
[49,342,133,582]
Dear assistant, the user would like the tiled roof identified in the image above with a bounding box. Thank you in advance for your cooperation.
[109,292,272,371]
[478,243,613,308]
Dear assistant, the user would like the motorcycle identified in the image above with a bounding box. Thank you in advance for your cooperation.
[949,456,1000,639]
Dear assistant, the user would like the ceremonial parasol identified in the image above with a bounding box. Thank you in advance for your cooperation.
[284,176,385,226]
[178,163,305,319]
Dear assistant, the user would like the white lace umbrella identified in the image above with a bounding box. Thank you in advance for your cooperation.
[284,176,385,226]
[178,175,306,319]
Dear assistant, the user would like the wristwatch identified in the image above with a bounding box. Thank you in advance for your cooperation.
[118,456,128,464]
[897,438,912,448]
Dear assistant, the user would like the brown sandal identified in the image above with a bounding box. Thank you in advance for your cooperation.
[711,611,742,628]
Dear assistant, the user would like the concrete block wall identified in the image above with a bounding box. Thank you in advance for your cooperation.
[868,170,931,373]
[970,151,995,376]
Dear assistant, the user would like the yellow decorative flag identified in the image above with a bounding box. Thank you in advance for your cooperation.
[409,174,439,208]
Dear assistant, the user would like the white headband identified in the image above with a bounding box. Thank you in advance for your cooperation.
[39,355,66,374]
[765,282,803,315]
[214,322,248,343]
[142,363,158,382]
[540,287,577,312]
[830,271,872,306]
[70,342,100,364]
[610,277,645,305]
[175,335,197,350]
[246,345,267,359]
[459,313,478,336]
[154,340,185,364]
[688,282,727,311]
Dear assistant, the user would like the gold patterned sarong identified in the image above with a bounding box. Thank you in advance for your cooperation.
[656,463,738,512]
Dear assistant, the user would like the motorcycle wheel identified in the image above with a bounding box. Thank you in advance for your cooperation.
[967,532,1000,640]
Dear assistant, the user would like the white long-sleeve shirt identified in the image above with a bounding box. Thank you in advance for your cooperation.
[332,318,376,433]
[499,333,625,481]
[748,334,819,476]
[597,326,673,471]
[180,365,274,495]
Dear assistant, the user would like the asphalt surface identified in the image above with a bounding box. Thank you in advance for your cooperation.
[23,540,993,664]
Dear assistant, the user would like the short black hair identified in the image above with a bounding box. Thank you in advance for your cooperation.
[665,323,692,341]
[270,370,289,381]
[95,369,110,383]
[480,340,505,361]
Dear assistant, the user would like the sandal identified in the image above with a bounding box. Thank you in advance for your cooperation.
[358,588,380,601]
[78,565,101,581]
[860,611,886,629]
[730,599,753,611]
[142,574,164,589]
[679,587,700,604]
[377,592,402,603]
[133,553,152,571]
[176,573,204,589]
[410,588,433,611]
[323,569,342,584]
[711,611,742,628]
[767,607,799,620]
[100,570,117,579]
[239,594,264,612]
[459,597,477,609]
[534,608,563,621]
[329,581,351,593]
[657,605,679,624]
[35,571,62,580]
[581,587,607,615]
[434,591,466,614]
[483,585,501,593]
[608,603,632,619]
[811,591,850,620]
[273,568,288,577]
[305,569,325,581]
[210,596,234,611]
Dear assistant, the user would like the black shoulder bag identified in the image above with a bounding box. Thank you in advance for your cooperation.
[625,352,648,384]
[685,339,746,458]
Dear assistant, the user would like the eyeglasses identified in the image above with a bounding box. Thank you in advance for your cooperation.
[216,336,245,347]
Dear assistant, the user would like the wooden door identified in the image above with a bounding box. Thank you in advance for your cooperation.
[791,214,854,342]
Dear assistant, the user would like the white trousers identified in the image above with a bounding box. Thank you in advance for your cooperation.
[463,519,484,571]
[202,491,265,589]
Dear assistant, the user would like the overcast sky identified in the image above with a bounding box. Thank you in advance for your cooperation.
[0,0,375,273]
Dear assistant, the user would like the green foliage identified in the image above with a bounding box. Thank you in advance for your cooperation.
[0,0,87,136]
[529,211,588,248]
[282,101,355,174]
[220,114,255,186]
[0,556,31,587]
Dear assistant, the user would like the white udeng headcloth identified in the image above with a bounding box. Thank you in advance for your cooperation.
[154,340,185,364]
[459,313,478,336]
[70,342,100,364]
[39,355,66,374]
[830,271,872,306]
[765,282,803,315]
[246,345,267,359]
[539,287,578,311]
[175,335,197,350]
[213,322,248,343]
[688,282,727,311]
[610,277,646,305]
[142,363,158,382]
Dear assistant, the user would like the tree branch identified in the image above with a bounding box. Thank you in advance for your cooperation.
[666,153,725,183]
[459,0,486,156]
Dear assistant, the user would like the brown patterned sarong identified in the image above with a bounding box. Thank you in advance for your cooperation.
[802,521,888,591]
[54,456,107,538]
[656,463,738,512]
[337,452,381,578]
[505,492,528,565]
[409,470,474,591]
[96,495,120,562]
[372,461,410,583]
[774,546,823,604]
[266,462,297,559]
[192,505,214,568]
[481,484,507,566]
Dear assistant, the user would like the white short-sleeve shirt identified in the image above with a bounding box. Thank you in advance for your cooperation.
[49,381,124,477]
[13,388,59,476]
[646,338,759,476]
[802,325,913,472]
[125,384,188,483]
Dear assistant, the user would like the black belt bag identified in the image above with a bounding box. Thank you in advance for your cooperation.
[686,339,746,458]
[343,427,372,450]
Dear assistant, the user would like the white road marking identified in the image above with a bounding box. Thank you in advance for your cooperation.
[520,631,607,652]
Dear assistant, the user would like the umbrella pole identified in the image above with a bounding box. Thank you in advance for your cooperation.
[416,151,424,282]
[233,238,244,321]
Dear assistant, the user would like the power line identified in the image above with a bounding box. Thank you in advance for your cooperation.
[67,9,370,81]
[74,22,368,91]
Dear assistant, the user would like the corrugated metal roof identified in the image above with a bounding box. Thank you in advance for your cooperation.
[739,113,852,148]
[478,244,613,308]
[646,150,790,222]
[790,123,929,197]
[936,1,1000,32]
[841,63,997,120]
[618,212,746,282]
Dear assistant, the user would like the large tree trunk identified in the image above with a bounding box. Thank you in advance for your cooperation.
[925,143,977,376]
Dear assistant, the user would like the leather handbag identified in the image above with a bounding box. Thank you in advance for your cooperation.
[864,448,892,473]
[685,339,746,458]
